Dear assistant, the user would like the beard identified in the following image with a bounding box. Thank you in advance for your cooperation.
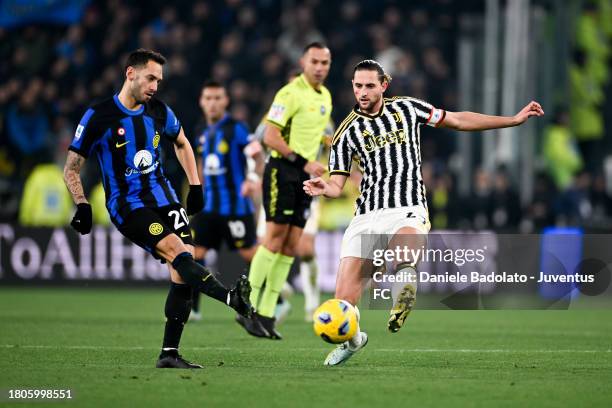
[131,83,149,104]
[360,96,380,113]
[135,92,148,104]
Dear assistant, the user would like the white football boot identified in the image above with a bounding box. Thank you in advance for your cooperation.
[323,332,368,366]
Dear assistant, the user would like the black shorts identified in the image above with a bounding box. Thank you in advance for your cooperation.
[191,212,257,251]
[262,157,312,228]
[115,203,194,263]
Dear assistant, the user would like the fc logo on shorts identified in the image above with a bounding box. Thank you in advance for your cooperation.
[149,222,164,236]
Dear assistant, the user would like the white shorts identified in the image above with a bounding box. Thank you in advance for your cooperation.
[340,206,430,259]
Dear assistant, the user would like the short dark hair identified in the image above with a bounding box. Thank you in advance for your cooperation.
[353,59,392,84]
[202,79,226,90]
[124,48,166,72]
[303,41,327,54]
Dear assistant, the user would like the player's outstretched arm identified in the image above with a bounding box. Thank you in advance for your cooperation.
[440,101,544,131]
[64,151,92,234]
[64,151,88,204]
[303,174,348,198]
[173,128,204,215]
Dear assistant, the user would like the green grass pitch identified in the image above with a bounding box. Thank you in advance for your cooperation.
[0,287,611,407]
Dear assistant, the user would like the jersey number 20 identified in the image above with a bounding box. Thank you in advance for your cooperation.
[168,209,189,230]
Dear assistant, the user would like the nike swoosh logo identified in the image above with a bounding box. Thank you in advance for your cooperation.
[180,232,190,238]
[116,141,129,148]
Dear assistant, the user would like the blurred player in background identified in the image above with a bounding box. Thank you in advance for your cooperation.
[304,59,544,365]
[64,49,254,369]
[189,81,264,329]
[238,42,332,339]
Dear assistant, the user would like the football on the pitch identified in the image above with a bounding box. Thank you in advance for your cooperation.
[312,299,358,344]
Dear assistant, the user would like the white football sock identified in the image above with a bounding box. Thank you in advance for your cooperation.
[348,331,363,350]
[300,258,319,311]
[348,306,362,350]
[204,249,218,276]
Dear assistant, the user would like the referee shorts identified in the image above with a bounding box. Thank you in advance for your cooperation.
[262,157,312,228]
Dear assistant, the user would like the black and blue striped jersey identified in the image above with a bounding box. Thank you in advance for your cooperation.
[197,114,254,216]
[69,94,181,225]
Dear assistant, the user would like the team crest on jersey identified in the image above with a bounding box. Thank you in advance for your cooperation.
[217,140,229,154]
[320,105,326,115]
[153,132,160,148]
[149,223,163,236]
[118,127,125,136]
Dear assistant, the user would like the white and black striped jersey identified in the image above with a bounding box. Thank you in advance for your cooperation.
[329,96,445,215]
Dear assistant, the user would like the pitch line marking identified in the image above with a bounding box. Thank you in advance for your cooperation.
[0,345,610,353]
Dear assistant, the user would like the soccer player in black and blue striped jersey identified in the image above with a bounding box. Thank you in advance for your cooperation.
[189,81,265,332]
[63,49,255,369]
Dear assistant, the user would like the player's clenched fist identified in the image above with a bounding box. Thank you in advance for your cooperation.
[186,185,204,215]
[303,177,328,197]
[70,203,92,235]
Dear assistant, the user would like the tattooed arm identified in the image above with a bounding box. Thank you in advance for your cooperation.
[63,151,88,204]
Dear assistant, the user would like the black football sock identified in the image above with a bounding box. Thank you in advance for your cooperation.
[172,252,229,305]
[191,259,205,313]
[192,288,201,312]
[161,282,192,355]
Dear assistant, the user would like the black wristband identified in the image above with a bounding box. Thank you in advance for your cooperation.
[189,184,202,194]
[76,203,91,211]
[286,153,308,169]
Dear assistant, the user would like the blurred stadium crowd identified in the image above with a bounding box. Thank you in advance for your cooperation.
[0,0,610,232]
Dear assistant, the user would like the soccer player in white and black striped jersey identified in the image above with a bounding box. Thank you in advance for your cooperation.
[304,59,544,366]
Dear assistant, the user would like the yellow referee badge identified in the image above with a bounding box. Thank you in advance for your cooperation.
[153,133,160,148]
[149,222,164,236]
